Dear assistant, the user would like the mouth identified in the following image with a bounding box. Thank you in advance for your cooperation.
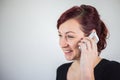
[63,50,73,55]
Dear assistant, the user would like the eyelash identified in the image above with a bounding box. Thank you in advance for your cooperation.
[58,34,75,39]
[58,34,62,38]
[67,35,74,38]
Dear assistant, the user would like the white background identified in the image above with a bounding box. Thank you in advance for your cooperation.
[0,0,120,80]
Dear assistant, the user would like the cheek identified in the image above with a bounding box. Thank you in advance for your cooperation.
[59,38,63,47]
[69,40,79,49]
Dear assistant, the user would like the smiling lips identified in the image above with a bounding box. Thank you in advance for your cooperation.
[64,50,73,55]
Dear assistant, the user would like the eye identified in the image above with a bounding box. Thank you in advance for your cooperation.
[67,35,75,38]
[58,34,62,37]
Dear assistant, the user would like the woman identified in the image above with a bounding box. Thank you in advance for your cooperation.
[56,4,120,80]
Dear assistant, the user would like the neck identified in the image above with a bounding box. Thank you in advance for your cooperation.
[71,59,80,69]
[72,57,102,69]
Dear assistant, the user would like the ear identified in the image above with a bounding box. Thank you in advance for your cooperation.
[91,29,96,33]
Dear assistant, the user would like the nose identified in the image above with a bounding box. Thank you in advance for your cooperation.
[59,37,69,48]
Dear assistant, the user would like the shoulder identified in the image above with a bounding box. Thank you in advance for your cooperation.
[57,62,72,72]
[95,58,120,69]
[97,58,120,71]
[101,59,120,79]
[97,58,120,67]
[95,59,120,80]
[56,62,72,80]
[103,59,120,70]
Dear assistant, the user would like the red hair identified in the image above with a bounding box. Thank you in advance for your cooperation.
[57,4,108,54]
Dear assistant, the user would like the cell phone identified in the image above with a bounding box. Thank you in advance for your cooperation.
[89,32,99,43]
[79,32,99,49]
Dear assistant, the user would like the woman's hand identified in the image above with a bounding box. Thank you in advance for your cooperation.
[78,37,99,80]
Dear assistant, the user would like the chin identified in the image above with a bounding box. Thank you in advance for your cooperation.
[65,56,74,61]
[66,55,80,61]
[66,58,73,61]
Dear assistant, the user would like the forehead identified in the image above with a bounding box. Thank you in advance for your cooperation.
[58,19,83,33]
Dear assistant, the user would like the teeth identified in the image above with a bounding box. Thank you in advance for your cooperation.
[64,50,71,53]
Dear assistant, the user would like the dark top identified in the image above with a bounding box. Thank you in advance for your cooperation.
[56,59,120,80]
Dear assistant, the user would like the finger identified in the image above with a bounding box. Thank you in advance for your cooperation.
[81,37,92,51]
[89,37,98,52]
[80,41,87,52]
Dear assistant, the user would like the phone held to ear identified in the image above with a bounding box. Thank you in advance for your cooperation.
[79,32,99,49]
[88,32,99,43]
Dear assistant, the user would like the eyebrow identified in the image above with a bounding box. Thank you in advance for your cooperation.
[66,31,76,34]
[58,31,76,34]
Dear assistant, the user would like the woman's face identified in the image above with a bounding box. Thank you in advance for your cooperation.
[58,19,85,61]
